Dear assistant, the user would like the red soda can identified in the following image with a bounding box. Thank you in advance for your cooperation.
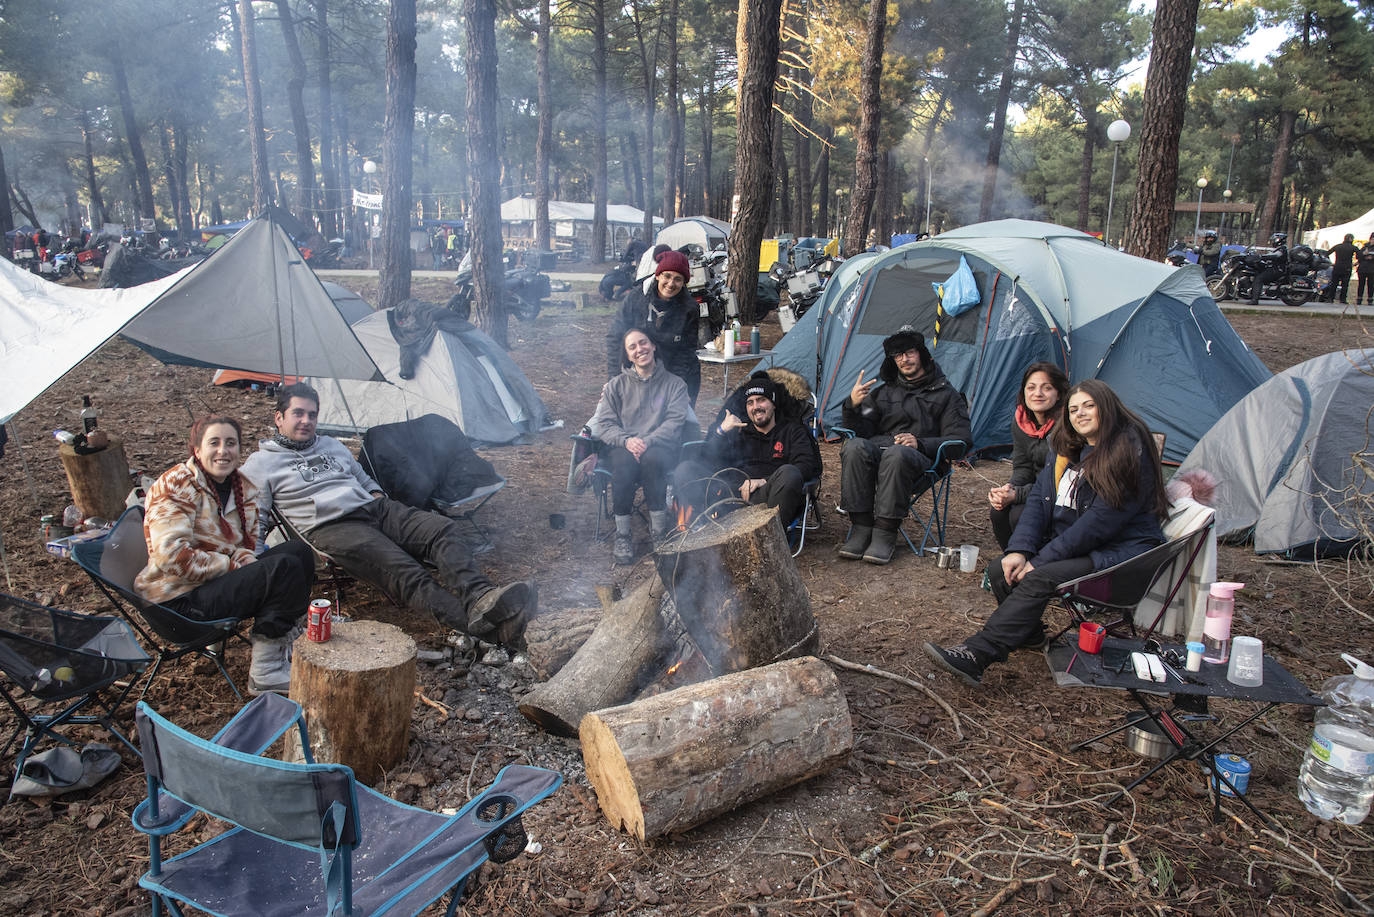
[307,599,333,642]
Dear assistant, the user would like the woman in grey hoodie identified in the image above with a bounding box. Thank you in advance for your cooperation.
[590,329,692,564]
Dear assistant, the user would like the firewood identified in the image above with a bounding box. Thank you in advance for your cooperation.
[522,606,600,679]
[653,503,819,674]
[580,656,853,840]
[288,620,416,784]
[58,437,132,520]
[518,580,672,736]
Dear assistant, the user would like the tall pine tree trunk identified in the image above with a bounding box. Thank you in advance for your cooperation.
[314,0,340,237]
[792,6,813,237]
[1122,0,1199,260]
[662,0,680,223]
[234,0,272,213]
[0,144,12,238]
[273,0,316,226]
[842,0,885,257]
[814,126,830,235]
[379,0,417,311]
[534,0,552,252]
[980,0,1024,221]
[727,0,784,323]
[591,0,608,261]
[109,44,157,220]
[79,111,107,227]
[698,76,714,215]
[466,0,507,344]
[1256,109,1296,240]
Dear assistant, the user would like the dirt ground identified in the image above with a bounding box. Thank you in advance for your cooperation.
[1,279,1371,916]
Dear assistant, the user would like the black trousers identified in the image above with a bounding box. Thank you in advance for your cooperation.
[989,502,1027,552]
[840,438,932,520]
[672,461,807,527]
[1357,271,1372,303]
[964,555,1095,663]
[166,540,315,639]
[607,444,679,515]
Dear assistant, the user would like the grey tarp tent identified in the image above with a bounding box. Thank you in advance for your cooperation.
[767,219,1272,462]
[311,309,557,446]
[1178,350,1374,555]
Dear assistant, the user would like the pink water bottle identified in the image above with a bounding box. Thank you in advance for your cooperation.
[1203,581,1244,664]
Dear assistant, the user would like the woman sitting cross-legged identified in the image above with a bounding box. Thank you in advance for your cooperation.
[590,328,693,564]
[135,414,315,695]
[925,380,1167,686]
[987,362,1069,550]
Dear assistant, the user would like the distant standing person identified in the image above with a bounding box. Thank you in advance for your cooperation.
[606,248,701,405]
[1198,231,1222,277]
[987,362,1069,550]
[1358,238,1374,306]
[1325,234,1359,305]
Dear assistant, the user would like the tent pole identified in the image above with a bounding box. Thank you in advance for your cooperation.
[266,210,287,383]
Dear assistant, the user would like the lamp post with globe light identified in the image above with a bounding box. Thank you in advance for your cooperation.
[1194,177,1208,244]
[1221,188,1233,240]
[1104,120,1130,248]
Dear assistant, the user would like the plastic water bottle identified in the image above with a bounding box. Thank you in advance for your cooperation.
[1202,581,1243,664]
[1298,654,1374,824]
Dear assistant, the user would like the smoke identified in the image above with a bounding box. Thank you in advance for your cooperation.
[891,129,1042,233]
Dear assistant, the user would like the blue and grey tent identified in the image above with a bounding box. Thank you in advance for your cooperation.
[769,219,1271,462]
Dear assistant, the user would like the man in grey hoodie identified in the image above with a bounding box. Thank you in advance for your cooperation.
[242,383,532,648]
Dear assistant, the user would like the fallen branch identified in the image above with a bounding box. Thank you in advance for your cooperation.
[970,878,1024,917]
[1119,841,1144,884]
[825,653,964,739]
[414,688,451,720]
[1254,830,1374,915]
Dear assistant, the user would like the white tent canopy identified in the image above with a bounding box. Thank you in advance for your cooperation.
[0,217,381,425]
[1303,207,1374,249]
[500,197,660,228]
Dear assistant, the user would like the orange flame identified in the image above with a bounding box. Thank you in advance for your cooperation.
[666,659,683,676]
[676,503,694,532]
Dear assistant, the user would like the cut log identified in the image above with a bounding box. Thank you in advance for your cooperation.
[580,656,852,840]
[288,620,416,784]
[59,437,132,521]
[523,606,600,679]
[654,503,818,675]
[518,579,672,736]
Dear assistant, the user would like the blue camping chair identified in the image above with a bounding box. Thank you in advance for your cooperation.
[833,431,967,556]
[71,506,249,699]
[0,593,148,798]
[131,694,562,917]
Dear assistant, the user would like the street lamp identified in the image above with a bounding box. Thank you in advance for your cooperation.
[923,156,932,235]
[1104,119,1130,247]
[1221,188,1233,240]
[1194,177,1208,243]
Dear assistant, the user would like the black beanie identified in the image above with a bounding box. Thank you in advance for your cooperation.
[742,372,778,405]
[882,328,928,359]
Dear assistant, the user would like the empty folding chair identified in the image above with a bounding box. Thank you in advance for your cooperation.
[131,695,562,916]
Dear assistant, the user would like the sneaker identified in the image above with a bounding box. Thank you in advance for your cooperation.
[613,533,635,565]
[924,642,985,687]
[863,527,898,565]
[838,525,873,560]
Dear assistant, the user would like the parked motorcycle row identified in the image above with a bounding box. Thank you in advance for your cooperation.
[11,234,107,283]
[446,248,566,323]
[1204,241,1324,308]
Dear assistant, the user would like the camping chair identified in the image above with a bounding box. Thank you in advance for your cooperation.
[568,419,702,541]
[131,695,562,917]
[432,476,506,555]
[70,507,248,700]
[1,593,148,798]
[1049,509,1216,645]
[833,431,967,556]
[265,506,354,610]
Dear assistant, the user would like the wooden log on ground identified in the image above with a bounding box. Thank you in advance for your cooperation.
[289,620,416,784]
[580,656,852,840]
[654,503,818,675]
[518,580,672,736]
[58,438,131,520]
[523,606,600,679]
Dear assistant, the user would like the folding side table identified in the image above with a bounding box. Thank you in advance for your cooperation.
[1046,636,1322,829]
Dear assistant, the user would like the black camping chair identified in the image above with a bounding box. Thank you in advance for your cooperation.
[568,418,703,541]
[0,593,148,797]
[70,506,248,700]
[131,694,562,917]
[832,429,968,556]
[1049,514,1215,645]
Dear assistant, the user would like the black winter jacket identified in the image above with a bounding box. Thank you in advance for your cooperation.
[1006,434,1164,572]
[703,419,821,482]
[840,358,971,462]
[1006,415,1054,504]
[606,286,700,385]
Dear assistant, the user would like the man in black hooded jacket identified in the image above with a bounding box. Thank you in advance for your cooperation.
[837,329,971,564]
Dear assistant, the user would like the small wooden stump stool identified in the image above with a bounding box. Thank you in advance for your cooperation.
[289,620,417,784]
[59,438,131,520]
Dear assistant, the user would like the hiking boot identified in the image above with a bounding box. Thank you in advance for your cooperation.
[613,533,635,565]
[248,635,292,695]
[1016,626,1049,652]
[863,527,899,565]
[838,525,873,560]
[469,580,536,650]
[924,642,985,687]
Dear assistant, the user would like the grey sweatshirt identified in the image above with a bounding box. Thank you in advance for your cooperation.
[588,361,691,450]
[241,435,381,533]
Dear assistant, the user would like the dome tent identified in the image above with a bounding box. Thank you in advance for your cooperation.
[768,219,1272,462]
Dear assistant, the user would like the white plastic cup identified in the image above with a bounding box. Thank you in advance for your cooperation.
[959,544,980,573]
[1227,636,1264,687]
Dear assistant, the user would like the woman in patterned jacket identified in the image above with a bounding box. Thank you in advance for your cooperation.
[135,414,314,694]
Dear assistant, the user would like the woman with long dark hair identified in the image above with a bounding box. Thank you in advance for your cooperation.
[136,414,315,695]
[987,362,1070,549]
[605,248,701,404]
[926,380,1167,686]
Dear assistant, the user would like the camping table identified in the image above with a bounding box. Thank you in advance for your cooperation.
[1045,635,1322,829]
[696,349,774,397]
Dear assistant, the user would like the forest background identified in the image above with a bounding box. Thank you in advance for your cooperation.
[0,0,1372,276]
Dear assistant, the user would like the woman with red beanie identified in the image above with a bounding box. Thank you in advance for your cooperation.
[605,247,701,404]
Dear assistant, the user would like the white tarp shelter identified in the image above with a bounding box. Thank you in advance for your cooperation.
[499,197,660,228]
[1303,207,1374,249]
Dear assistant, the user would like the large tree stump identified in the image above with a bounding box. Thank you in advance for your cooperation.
[289,620,416,784]
[654,503,818,674]
[518,580,672,736]
[580,656,852,840]
[58,438,131,520]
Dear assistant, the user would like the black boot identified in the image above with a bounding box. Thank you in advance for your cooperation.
[863,519,901,565]
[838,525,873,560]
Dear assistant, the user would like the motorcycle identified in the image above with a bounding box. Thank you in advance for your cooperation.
[682,249,732,344]
[51,248,85,281]
[599,259,638,302]
[446,249,552,323]
[301,238,344,269]
[769,254,842,321]
[1208,247,1317,307]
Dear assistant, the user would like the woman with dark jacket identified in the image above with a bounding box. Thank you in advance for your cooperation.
[988,362,1069,549]
[605,248,701,404]
[926,380,1167,686]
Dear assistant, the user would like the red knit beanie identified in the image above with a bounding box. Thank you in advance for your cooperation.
[655,249,691,279]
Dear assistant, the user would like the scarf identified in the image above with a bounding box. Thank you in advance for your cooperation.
[272,432,318,451]
[1015,405,1055,439]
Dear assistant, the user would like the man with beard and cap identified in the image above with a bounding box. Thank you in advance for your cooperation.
[671,370,821,530]
[837,327,972,565]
